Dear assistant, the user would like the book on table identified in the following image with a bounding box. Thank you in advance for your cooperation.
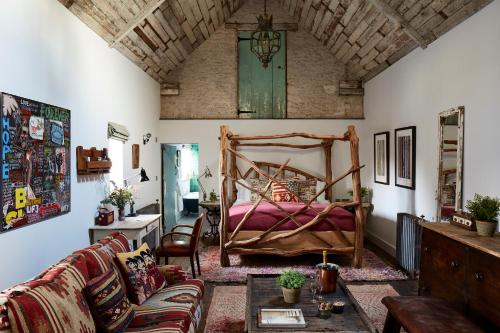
[257,308,306,328]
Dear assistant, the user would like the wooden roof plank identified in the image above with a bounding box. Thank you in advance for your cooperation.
[367,0,428,49]
[109,0,167,48]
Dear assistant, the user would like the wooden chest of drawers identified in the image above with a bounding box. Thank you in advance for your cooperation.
[419,223,500,331]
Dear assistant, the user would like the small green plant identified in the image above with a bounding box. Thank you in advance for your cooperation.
[347,187,370,197]
[466,194,500,223]
[276,271,306,289]
[101,182,133,210]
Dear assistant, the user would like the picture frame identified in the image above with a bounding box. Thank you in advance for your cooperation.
[374,131,390,185]
[395,126,416,189]
[132,144,139,169]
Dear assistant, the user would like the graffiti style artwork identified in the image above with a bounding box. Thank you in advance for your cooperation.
[1,93,71,233]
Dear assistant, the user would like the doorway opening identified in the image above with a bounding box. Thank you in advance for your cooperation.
[161,144,199,232]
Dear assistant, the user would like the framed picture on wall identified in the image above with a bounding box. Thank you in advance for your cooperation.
[374,131,390,185]
[395,126,416,189]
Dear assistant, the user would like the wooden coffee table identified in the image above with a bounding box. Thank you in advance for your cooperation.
[245,274,370,332]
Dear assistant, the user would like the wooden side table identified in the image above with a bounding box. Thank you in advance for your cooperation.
[198,201,220,239]
[89,214,162,250]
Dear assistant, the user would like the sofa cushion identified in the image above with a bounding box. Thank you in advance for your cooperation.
[128,279,204,333]
[76,232,131,291]
[2,253,96,333]
[116,244,166,305]
[85,267,134,333]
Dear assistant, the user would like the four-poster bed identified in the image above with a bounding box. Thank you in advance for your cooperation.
[219,125,365,268]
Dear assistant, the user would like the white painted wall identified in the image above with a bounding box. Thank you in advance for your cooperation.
[363,1,500,255]
[0,0,161,290]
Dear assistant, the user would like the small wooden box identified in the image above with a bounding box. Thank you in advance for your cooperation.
[95,208,114,226]
[451,212,476,231]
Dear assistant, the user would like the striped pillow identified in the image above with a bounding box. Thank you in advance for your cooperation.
[85,267,134,333]
[272,181,299,202]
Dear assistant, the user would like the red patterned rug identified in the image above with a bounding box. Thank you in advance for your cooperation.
[346,284,400,332]
[204,286,246,333]
[199,246,407,283]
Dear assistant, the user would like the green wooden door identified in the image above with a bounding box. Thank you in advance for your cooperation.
[238,31,286,119]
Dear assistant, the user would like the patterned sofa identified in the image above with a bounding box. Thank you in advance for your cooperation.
[0,233,204,333]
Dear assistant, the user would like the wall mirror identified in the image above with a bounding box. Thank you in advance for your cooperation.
[436,106,464,221]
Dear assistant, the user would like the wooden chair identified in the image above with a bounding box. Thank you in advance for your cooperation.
[156,214,203,278]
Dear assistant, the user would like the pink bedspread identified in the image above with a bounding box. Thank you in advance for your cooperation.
[228,202,355,232]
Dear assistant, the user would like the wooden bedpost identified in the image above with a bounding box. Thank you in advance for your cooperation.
[348,125,364,268]
[219,125,231,267]
[230,140,238,203]
[322,140,333,201]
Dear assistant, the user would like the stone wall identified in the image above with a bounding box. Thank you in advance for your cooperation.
[161,0,363,119]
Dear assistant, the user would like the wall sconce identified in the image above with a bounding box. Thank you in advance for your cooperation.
[143,133,151,145]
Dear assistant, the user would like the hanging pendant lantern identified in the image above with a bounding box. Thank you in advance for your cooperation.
[250,0,281,68]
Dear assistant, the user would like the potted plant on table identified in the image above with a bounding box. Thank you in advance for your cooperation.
[101,183,133,221]
[347,187,371,203]
[277,270,306,304]
[465,193,500,237]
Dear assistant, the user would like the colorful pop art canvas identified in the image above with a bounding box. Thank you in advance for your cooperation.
[1,93,71,233]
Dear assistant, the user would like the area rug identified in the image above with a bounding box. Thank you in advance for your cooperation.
[200,246,407,283]
[345,284,400,332]
[204,286,246,333]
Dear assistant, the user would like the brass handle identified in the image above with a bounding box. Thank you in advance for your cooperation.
[424,246,430,253]
[475,272,484,281]
[450,260,459,269]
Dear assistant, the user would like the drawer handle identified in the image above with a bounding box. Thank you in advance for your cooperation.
[423,246,431,253]
[450,260,459,269]
[475,272,484,281]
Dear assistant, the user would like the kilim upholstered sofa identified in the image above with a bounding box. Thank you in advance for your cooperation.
[0,232,204,333]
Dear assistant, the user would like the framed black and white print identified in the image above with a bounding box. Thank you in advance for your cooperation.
[395,126,416,189]
[374,132,390,185]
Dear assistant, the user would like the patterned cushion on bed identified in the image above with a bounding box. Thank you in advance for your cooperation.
[288,178,317,202]
[272,181,299,202]
[248,178,272,202]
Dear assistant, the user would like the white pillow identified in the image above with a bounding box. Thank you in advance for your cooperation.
[234,180,252,205]
[316,181,330,203]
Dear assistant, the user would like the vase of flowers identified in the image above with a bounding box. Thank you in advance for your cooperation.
[101,183,133,221]
[276,271,306,304]
[465,193,500,237]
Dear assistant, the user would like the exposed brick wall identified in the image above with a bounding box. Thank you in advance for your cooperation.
[161,0,363,119]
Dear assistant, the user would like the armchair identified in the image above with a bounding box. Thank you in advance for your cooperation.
[156,214,204,278]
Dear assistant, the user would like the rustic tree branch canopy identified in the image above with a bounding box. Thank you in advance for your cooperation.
[59,0,493,83]
[218,125,365,267]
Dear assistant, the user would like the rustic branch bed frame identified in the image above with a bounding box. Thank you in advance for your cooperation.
[219,125,365,267]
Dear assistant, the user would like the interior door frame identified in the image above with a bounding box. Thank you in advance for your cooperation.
[236,30,287,119]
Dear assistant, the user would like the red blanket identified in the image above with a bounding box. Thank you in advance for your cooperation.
[228,202,355,232]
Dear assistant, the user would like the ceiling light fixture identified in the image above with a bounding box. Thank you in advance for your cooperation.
[250,0,281,68]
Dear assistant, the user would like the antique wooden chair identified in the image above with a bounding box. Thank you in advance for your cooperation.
[156,214,203,278]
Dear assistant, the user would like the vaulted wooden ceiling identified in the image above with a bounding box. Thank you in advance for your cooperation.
[59,0,492,83]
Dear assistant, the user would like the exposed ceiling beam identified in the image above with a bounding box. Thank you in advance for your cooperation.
[109,0,167,48]
[367,0,428,49]
[225,22,298,31]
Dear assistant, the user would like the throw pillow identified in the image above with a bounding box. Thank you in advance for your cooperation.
[234,180,252,205]
[248,177,272,202]
[272,181,299,203]
[116,243,166,305]
[85,267,134,333]
[288,178,317,202]
[316,180,330,203]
